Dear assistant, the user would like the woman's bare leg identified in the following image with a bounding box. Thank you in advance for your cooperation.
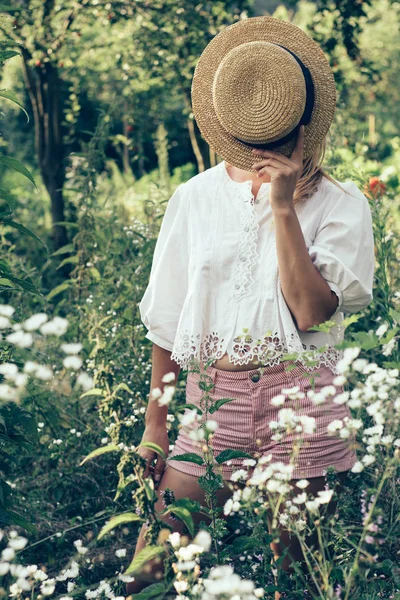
[125,465,235,595]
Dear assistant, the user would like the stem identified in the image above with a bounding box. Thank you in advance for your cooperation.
[343,459,393,600]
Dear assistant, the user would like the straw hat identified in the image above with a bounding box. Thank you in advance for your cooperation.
[191,16,336,172]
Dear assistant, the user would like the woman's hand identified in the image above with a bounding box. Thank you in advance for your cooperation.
[137,424,170,487]
[250,124,305,211]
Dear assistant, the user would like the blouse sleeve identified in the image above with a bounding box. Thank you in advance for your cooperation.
[138,183,189,351]
[307,180,375,317]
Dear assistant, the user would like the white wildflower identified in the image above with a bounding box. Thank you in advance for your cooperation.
[23,313,48,331]
[0,305,15,317]
[0,363,18,378]
[193,530,212,552]
[179,409,199,427]
[76,371,94,391]
[295,479,310,489]
[168,532,181,549]
[61,343,83,354]
[8,536,27,551]
[375,323,388,337]
[361,454,376,466]
[270,394,285,406]
[327,419,343,433]
[63,356,83,370]
[158,385,176,406]
[0,316,10,329]
[230,469,248,482]
[317,489,333,504]
[6,330,33,348]
[382,338,396,356]
[0,385,18,402]
[205,420,218,432]
[40,316,68,336]
[41,579,56,596]
[73,539,88,554]
[161,371,176,383]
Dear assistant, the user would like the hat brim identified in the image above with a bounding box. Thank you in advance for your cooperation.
[191,16,336,171]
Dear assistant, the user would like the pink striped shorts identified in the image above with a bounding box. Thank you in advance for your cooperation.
[166,360,357,481]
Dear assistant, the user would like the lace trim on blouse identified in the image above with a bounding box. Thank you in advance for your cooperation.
[170,328,344,375]
[232,185,260,300]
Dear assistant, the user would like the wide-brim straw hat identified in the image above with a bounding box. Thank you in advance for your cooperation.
[191,16,336,172]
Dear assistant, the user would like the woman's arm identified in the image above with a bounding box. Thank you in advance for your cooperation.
[145,344,181,428]
[139,343,181,485]
[273,206,339,331]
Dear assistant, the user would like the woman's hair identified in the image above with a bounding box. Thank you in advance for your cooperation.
[294,131,350,205]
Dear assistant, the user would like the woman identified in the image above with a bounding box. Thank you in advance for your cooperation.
[127,16,375,596]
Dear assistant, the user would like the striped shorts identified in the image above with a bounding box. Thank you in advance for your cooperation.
[166,360,358,481]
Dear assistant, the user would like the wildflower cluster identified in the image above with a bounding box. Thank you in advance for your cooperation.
[167,530,264,600]
[0,304,94,405]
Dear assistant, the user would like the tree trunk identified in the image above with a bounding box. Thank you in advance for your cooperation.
[21,52,68,251]
[122,102,133,175]
[187,117,204,173]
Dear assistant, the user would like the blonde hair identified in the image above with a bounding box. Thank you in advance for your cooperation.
[294,132,349,205]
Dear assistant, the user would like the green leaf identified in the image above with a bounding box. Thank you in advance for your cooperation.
[98,512,143,540]
[382,361,400,369]
[341,314,362,328]
[215,449,254,464]
[51,243,74,256]
[80,388,105,398]
[46,281,71,301]
[1,218,46,248]
[208,397,235,414]
[0,509,37,534]
[0,3,16,12]
[114,382,134,394]
[138,441,166,461]
[0,156,36,188]
[1,273,38,293]
[170,497,202,513]
[143,478,155,502]
[167,506,194,536]
[0,89,29,121]
[0,278,15,288]
[80,443,120,466]
[126,583,167,600]
[56,255,78,269]
[232,535,261,552]
[124,545,165,576]
[0,50,19,62]
[0,187,17,210]
[89,267,101,281]
[179,403,202,415]
[168,452,204,465]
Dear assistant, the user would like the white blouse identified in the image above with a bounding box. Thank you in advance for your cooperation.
[139,160,375,375]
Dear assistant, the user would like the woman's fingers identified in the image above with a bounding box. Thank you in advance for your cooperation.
[139,449,156,479]
[258,165,281,178]
[153,458,166,486]
[252,159,293,175]
[139,449,165,486]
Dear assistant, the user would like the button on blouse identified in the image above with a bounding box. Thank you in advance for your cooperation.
[138,160,375,375]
